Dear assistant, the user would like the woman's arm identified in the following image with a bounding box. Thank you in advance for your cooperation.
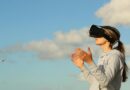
[80,65,95,84]
[71,48,94,84]
[88,54,121,88]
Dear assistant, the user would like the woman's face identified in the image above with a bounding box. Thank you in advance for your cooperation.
[95,37,108,45]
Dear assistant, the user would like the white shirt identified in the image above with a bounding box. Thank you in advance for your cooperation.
[81,49,124,90]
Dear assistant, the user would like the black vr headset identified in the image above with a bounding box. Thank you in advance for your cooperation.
[89,24,120,43]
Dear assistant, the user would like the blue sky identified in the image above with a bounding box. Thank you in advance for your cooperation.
[0,0,130,90]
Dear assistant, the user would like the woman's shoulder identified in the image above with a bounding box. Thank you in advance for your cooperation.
[101,49,122,58]
[109,49,123,57]
[99,49,124,62]
[108,49,125,63]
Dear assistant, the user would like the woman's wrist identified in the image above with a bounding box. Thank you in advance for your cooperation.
[87,60,93,64]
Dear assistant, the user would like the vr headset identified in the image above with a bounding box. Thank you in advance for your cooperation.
[89,24,113,43]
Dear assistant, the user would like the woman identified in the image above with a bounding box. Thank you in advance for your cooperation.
[71,25,128,90]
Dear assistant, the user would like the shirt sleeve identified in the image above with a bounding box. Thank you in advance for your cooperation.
[88,54,121,88]
[80,65,95,84]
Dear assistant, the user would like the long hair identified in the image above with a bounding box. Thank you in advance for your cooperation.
[116,40,128,82]
[101,26,128,82]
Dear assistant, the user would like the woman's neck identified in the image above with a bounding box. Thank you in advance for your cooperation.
[100,43,112,53]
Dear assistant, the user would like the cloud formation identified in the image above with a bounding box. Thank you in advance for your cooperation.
[24,27,100,60]
[1,27,99,60]
[96,0,130,26]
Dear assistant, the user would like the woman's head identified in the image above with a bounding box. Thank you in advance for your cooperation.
[89,25,122,51]
[89,25,120,46]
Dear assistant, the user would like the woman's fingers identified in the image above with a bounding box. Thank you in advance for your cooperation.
[71,53,79,61]
[71,53,84,68]
[72,47,91,61]
[88,47,92,55]
[75,48,86,59]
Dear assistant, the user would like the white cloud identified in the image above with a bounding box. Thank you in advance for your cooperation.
[96,0,130,26]
[24,27,98,60]
[1,27,98,60]
[54,27,90,44]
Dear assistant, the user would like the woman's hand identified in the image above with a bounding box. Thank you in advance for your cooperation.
[83,47,93,64]
[71,48,84,69]
[71,47,93,69]
[72,48,93,65]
